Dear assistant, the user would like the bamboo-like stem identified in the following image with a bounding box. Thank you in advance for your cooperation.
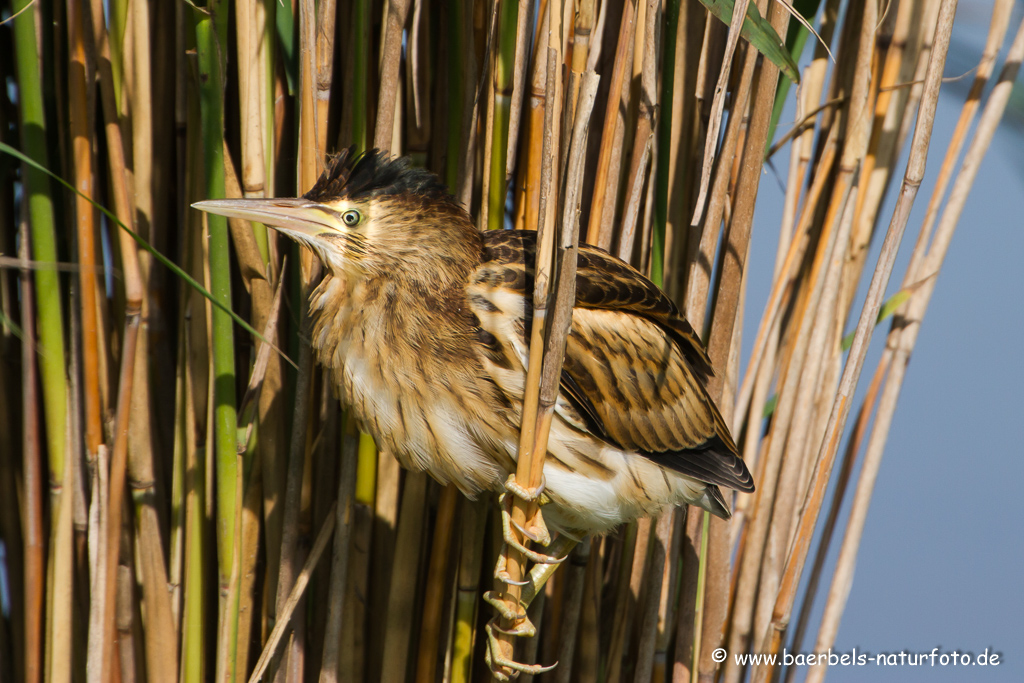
[491,40,560,676]
[415,486,459,683]
[194,5,241,681]
[98,305,142,683]
[454,0,484,207]
[351,0,371,153]
[749,0,878,636]
[67,0,102,462]
[315,0,337,158]
[617,0,659,264]
[808,14,1024,683]
[603,523,639,683]
[82,2,147,681]
[19,217,45,683]
[491,63,599,680]
[379,472,428,682]
[842,0,928,317]
[750,154,858,652]
[479,0,499,233]
[676,23,762,678]
[126,13,176,679]
[216,457,245,683]
[318,421,360,683]
[249,504,339,683]
[731,122,840,451]
[586,0,637,249]
[682,41,756,327]
[794,351,890,683]
[512,0,550,232]
[236,0,272,270]
[374,0,412,150]
[446,0,470,188]
[903,0,1013,284]
[549,538,589,683]
[272,308,316,683]
[752,5,957,679]
[66,5,100,671]
[726,19,850,678]
[450,500,488,683]
[12,0,68,500]
[178,83,210,683]
[115,551,140,683]
[486,0,521,231]
[367,445,400,682]
[650,0,681,289]
[503,0,532,187]
[689,513,710,683]
[705,0,790,402]
[689,0,750,227]
[633,511,667,683]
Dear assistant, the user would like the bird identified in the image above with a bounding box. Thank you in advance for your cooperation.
[193,148,754,540]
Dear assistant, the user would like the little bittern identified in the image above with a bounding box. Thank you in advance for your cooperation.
[195,149,753,673]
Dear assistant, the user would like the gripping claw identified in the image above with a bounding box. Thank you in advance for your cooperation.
[485,619,558,680]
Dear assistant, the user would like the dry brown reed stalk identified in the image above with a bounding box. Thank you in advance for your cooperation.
[587,0,637,250]
[491,30,563,677]
[18,218,44,683]
[317,416,359,683]
[806,11,1024,683]
[379,471,428,681]
[414,485,459,682]
[512,0,550,233]
[4,2,1018,683]
[250,502,338,683]
[750,4,958,681]
[86,0,147,672]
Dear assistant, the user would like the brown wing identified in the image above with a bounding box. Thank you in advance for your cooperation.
[475,230,754,494]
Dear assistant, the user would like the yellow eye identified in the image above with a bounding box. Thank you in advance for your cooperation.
[342,209,361,227]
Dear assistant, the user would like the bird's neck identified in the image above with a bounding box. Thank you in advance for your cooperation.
[307,265,478,371]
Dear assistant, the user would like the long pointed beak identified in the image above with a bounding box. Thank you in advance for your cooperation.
[192,197,338,238]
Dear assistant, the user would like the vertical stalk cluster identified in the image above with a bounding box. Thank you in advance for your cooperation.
[0,0,1017,681]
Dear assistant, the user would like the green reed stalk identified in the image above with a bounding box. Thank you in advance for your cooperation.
[195,3,239,680]
[12,0,67,489]
[487,0,519,230]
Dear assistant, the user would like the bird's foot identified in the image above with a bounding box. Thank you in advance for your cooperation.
[494,494,567,585]
[482,591,532,630]
[499,473,557,548]
[484,618,558,680]
[485,475,565,678]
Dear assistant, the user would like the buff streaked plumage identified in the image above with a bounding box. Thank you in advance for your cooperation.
[193,148,753,537]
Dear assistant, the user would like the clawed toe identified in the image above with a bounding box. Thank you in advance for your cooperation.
[486,474,566,678]
[485,619,558,680]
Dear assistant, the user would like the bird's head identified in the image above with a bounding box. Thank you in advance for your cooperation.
[193,149,479,287]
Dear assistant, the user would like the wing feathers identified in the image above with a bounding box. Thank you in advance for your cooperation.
[472,230,754,495]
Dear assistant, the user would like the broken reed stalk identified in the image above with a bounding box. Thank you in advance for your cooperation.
[318,422,360,683]
[249,503,338,683]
